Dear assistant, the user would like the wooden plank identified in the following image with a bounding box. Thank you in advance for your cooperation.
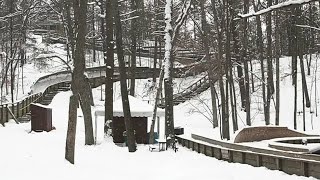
[256,154,262,167]
[188,140,192,149]
[204,145,212,156]
[276,158,282,171]
[0,106,4,126]
[262,156,277,170]
[176,136,320,179]
[232,151,244,163]
[229,150,234,162]
[191,133,320,161]
[302,162,308,177]
[6,106,19,124]
[244,153,258,167]
[308,162,320,179]
[199,144,205,154]
[213,147,221,160]
[282,159,304,176]
[5,104,8,122]
[16,103,20,118]
[193,142,199,152]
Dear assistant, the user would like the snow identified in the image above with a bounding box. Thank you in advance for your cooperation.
[237,0,317,19]
[0,90,315,180]
[95,95,165,117]
[1,30,320,180]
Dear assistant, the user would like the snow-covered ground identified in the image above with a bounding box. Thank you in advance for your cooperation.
[0,90,315,180]
[1,34,320,179]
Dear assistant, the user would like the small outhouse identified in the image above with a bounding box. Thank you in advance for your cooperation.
[95,95,165,144]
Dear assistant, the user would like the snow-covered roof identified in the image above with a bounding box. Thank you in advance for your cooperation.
[95,95,165,117]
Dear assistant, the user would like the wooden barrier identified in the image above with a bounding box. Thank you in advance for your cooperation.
[0,82,64,124]
[176,134,320,179]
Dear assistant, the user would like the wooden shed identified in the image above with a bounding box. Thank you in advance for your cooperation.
[112,96,165,144]
[95,96,165,144]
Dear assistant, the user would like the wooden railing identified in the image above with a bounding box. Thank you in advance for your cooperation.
[176,134,320,179]
[173,75,209,99]
[0,93,42,126]
[0,81,70,126]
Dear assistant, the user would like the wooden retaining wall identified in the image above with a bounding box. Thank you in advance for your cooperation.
[0,94,42,125]
[0,82,68,126]
[176,134,320,179]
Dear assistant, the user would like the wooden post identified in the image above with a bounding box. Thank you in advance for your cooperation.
[276,158,282,171]
[229,151,233,162]
[17,102,20,118]
[26,97,29,112]
[21,100,25,116]
[0,105,4,126]
[211,147,215,157]
[28,97,31,111]
[11,104,14,118]
[256,154,262,167]
[302,162,308,177]
[218,149,222,160]
[242,152,246,164]
[5,104,8,122]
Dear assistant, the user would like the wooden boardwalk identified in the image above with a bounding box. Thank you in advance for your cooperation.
[176,134,320,179]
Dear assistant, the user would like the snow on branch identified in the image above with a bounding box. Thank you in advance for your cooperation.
[121,16,140,22]
[172,0,191,44]
[164,0,173,79]
[0,11,23,21]
[295,24,320,31]
[163,0,191,79]
[236,0,317,19]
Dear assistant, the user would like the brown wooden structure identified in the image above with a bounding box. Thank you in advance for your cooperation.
[113,117,148,144]
[30,103,52,132]
[176,134,320,179]
[234,126,310,143]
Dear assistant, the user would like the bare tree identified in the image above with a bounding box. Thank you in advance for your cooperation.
[104,0,114,134]
[113,0,136,152]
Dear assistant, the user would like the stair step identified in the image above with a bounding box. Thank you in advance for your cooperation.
[45,94,56,98]
[40,100,52,105]
[17,116,30,123]
[57,87,70,91]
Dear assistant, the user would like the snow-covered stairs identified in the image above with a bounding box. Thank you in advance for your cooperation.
[16,83,70,123]
[40,83,71,106]
[158,75,211,108]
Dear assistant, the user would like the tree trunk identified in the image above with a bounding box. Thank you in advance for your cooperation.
[153,37,158,83]
[149,69,164,144]
[113,0,136,152]
[129,0,137,96]
[221,0,230,140]
[199,0,218,128]
[275,0,280,125]
[65,94,78,164]
[230,3,246,110]
[243,0,251,126]
[9,0,14,103]
[266,0,274,125]
[69,0,94,145]
[104,0,114,133]
[164,0,174,139]
[211,0,224,129]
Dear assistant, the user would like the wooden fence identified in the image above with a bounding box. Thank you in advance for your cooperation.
[0,82,69,126]
[176,134,320,179]
[0,93,41,125]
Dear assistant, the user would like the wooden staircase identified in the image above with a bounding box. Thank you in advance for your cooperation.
[40,83,70,106]
[16,82,70,123]
[157,75,211,108]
